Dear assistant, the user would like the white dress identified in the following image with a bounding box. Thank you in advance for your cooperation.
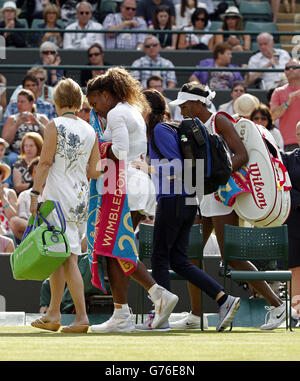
[200,113,233,217]
[42,116,96,255]
[103,102,156,216]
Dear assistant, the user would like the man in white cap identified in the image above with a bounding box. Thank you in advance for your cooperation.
[0,1,26,47]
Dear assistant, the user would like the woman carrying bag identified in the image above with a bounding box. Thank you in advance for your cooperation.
[30,77,101,333]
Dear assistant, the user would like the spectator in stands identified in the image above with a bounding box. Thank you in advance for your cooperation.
[56,0,100,26]
[250,104,284,150]
[13,132,43,194]
[63,2,104,50]
[232,92,260,119]
[76,96,91,123]
[136,0,175,26]
[3,74,56,124]
[212,6,250,51]
[245,32,290,91]
[2,89,48,165]
[0,74,7,123]
[80,43,108,87]
[218,80,246,115]
[0,137,12,188]
[131,35,177,89]
[0,163,17,236]
[37,42,64,87]
[0,1,26,47]
[189,42,243,89]
[10,156,41,241]
[149,5,178,50]
[270,58,300,151]
[30,3,63,48]
[282,0,296,14]
[10,67,54,104]
[103,0,147,50]
[174,0,197,28]
[177,7,213,50]
[0,234,15,253]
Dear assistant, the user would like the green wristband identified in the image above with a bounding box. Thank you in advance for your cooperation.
[283,101,289,109]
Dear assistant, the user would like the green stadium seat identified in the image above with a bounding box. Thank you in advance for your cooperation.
[245,21,279,42]
[209,21,223,31]
[99,0,117,23]
[17,18,28,28]
[239,1,273,22]
[223,224,292,331]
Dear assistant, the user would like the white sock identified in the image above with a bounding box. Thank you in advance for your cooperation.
[114,303,130,316]
[148,284,163,302]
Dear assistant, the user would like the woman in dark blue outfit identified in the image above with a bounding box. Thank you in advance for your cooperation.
[132,89,241,331]
[281,148,300,319]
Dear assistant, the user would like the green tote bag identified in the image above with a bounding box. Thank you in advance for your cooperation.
[10,201,71,281]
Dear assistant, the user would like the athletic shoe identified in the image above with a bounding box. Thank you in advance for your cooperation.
[151,288,179,329]
[90,311,135,333]
[216,295,240,332]
[169,312,208,330]
[260,303,286,330]
[135,311,171,331]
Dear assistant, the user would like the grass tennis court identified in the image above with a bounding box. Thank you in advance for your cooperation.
[0,327,300,361]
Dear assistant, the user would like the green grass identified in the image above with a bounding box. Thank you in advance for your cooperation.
[0,327,300,361]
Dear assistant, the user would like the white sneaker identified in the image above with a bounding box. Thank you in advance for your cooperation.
[90,310,135,333]
[151,288,179,329]
[136,311,171,331]
[170,312,208,330]
[216,295,240,332]
[260,303,286,330]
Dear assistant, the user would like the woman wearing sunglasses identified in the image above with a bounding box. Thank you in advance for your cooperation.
[80,43,108,87]
[250,104,284,150]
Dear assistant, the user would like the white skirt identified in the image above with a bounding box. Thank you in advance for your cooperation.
[200,193,233,217]
[127,166,156,216]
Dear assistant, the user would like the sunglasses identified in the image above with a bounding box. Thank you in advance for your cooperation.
[79,11,90,15]
[88,52,101,57]
[80,108,91,113]
[196,17,206,21]
[124,7,136,11]
[42,50,56,55]
[144,43,159,48]
[284,65,300,70]
[253,116,267,121]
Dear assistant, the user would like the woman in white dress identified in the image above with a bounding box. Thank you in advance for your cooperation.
[30,78,101,333]
[86,67,179,332]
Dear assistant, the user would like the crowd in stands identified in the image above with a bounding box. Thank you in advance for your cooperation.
[0,0,299,323]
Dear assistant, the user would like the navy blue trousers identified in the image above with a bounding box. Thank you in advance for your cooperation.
[151,196,223,300]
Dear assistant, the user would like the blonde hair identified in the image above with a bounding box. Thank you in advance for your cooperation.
[19,132,44,158]
[43,3,60,19]
[53,77,83,111]
[27,66,48,82]
[86,66,150,115]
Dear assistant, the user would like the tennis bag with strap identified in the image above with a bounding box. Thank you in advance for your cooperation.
[233,118,291,227]
[151,117,232,195]
[10,200,71,281]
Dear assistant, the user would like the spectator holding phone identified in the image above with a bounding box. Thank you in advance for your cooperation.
[37,42,64,87]
[245,32,290,90]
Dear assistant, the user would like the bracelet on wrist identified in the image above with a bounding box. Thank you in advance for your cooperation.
[2,203,10,210]
[283,101,289,109]
[30,190,40,196]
